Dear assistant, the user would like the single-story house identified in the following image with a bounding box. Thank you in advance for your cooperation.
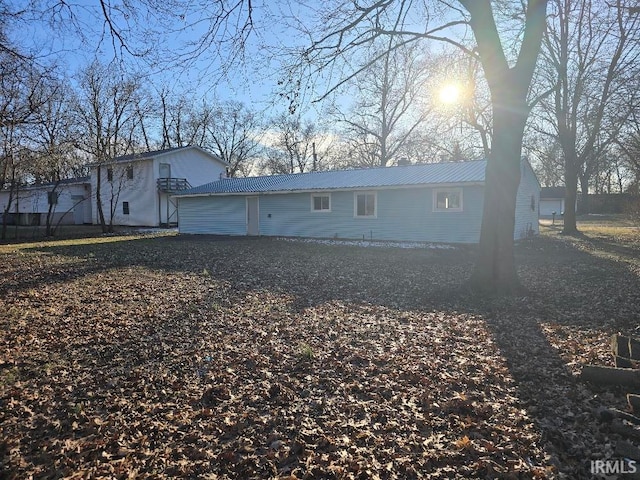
[539,186,566,217]
[175,159,540,244]
[0,177,91,226]
[90,145,228,227]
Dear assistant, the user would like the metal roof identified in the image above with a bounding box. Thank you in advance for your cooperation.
[1,176,90,192]
[114,147,185,162]
[90,145,228,166]
[178,160,487,196]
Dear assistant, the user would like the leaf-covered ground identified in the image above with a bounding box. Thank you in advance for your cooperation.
[1,222,639,479]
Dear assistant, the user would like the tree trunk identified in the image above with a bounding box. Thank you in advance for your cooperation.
[1,205,9,240]
[45,182,60,237]
[461,0,547,295]
[469,99,526,294]
[578,173,589,214]
[563,154,579,234]
[96,166,108,233]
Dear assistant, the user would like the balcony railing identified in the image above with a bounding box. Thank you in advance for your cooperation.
[157,177,191,193]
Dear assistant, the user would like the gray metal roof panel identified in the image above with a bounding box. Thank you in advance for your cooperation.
[179,160,487,196]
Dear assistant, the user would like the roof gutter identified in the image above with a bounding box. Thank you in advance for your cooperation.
[174,181,485,198]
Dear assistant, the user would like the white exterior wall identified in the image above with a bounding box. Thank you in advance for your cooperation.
[91,159,156,226]
[91,147,227,227]
[514,160,541,240]
[539,198,564,216]
[0,183,91,225]
[155,148,226,226]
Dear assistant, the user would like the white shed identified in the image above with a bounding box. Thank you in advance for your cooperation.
[539,187,566,217]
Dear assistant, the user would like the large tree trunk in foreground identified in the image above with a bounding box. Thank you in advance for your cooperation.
[469,95,527,294]
[462,0,548,294]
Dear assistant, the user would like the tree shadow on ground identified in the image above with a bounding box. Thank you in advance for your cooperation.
[3,233,640,478]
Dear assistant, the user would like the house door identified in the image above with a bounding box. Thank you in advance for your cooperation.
[159,163,171,179]
[71,196,85,225]
[246,197,259,236]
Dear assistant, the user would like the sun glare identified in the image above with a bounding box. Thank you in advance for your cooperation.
[438,84,461,105]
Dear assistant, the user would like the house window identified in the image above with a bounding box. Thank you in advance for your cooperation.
[123,201,130,215]
[433,188,463,212]
[354,192,377,217]
[126,165,134,180]
[47,191,59,205]
[530,194,536,211]
[107,167,113,182]
[311,194,331,212]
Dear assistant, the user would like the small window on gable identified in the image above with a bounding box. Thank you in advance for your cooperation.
[123,201,130,215]
[311,194,331,212]
[126,165,134,180]
[47,191,59,205]
[107,167,113,182]
[433,188,463,212]
[354,192,377,217]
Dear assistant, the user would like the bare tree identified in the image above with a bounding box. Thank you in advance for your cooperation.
[0,36,53,238]
[529,136,565,187]
[436,51,493,159]
[616,109,640,191]
[204,101,262,177]
[334,40,433,167]
[540,0,640,233]
[263,114,331,174]
[75,61,142,233]
[158,92,212,149]
[28,80,82,236]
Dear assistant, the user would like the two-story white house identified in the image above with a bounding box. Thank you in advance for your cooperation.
[90,146,228,227]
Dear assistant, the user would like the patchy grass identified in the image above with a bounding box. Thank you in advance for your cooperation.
[0,225,176,245]
[1,223,639,479]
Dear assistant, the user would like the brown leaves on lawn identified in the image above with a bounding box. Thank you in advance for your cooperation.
[1,232,640,478]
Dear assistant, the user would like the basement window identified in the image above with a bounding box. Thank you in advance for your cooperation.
[311,194,331,212]
[123,201,130,215]
[433,188,463,212]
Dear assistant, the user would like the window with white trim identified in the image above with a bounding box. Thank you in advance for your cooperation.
[433,188,463,212]
[354,192,377,217]
[311,194,331,212]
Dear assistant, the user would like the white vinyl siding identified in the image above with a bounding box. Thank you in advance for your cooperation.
[514,160,541,239]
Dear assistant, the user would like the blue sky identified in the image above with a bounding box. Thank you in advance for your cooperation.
[8,0,305,114]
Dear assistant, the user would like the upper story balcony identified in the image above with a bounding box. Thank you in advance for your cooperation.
[157,177,191,193]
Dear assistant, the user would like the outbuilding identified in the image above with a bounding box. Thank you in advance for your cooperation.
[176,159,540,244]
[539,187,566,217]
[0,177,91,226]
